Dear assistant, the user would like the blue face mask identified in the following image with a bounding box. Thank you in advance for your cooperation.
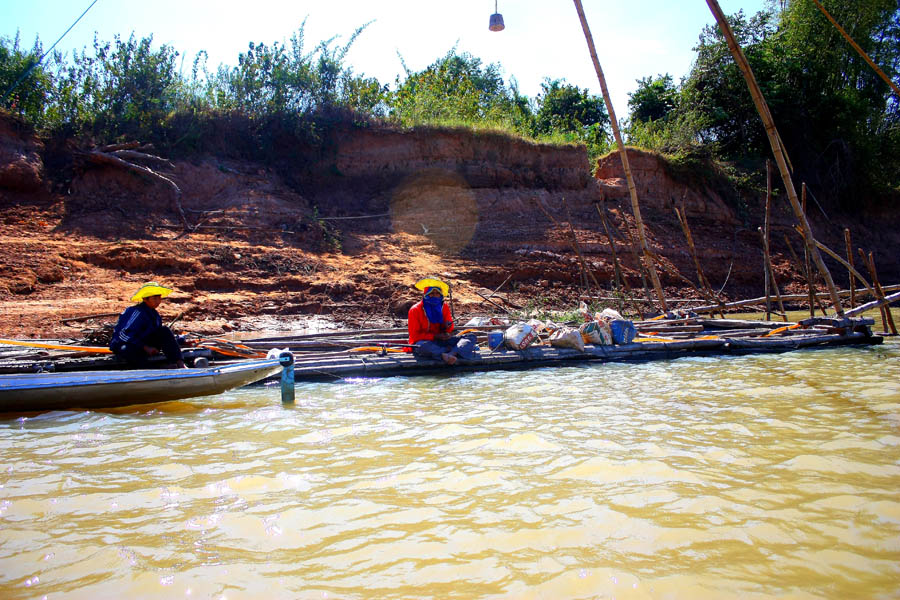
[423,295,445,324]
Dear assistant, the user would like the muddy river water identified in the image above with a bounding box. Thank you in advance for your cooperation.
[2,338,899,599]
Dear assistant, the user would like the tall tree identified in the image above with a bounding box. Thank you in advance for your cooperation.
[680,1,900,205]
[628,74,679,123]
[533,78,609,154]
[680,9,779,158]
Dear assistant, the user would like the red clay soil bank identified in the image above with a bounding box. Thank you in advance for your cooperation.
[1,114,897,339]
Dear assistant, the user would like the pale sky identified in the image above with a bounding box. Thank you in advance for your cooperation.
[2,0,769,115]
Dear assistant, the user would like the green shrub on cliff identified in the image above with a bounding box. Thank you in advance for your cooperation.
[3,0,897,209]
[625,1,900,208]
[0,33,53,125]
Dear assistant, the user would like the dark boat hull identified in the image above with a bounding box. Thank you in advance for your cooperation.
[0,359,283,412]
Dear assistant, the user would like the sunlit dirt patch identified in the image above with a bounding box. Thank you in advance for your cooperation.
[389,169,478,255]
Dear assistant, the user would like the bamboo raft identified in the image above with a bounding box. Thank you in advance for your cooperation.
[0,315,886,383]
[252,316,881,381]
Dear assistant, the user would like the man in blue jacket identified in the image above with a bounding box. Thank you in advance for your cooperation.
[110,283,186,368]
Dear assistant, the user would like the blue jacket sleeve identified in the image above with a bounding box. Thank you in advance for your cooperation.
[110,305,160,351]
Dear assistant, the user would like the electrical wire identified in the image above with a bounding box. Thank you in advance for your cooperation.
[2,0,101,103]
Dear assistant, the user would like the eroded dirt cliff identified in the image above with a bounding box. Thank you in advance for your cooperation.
[1,113,897,340]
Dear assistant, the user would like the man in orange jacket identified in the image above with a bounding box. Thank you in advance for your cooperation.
[408,278,477,365]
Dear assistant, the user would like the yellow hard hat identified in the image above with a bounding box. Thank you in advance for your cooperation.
[130,282,173,302]
[414,277,449,297]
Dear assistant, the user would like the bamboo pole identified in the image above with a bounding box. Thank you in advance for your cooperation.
[534,198,602,295]
[596,205,623,292]
[674,205,726,318]
[761,160,787,320]
[763,161,773,319]
[758,228,787,321]
[474,290,513,315]
[844,291,900,319]
[706,0,844,316]
[869,253,897,334]
[673,208,706,294]
[573,0,668,312]
[844,229,856,308]
[618,201,656,310]
[809,237,876,299]
[861,249,889,332]
[689,285,899,315]
[582,286,900,314]
[563,198,604,294]
[596,203,643,318]
[644,249,725,311]
[768,266,787,321]
[811,0,900,99]
[581,296,703,304]
[801,184,816,316]
[861,250,898,334]
[783,233,827,315]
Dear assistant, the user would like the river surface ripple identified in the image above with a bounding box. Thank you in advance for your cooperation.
[2,340,899,599]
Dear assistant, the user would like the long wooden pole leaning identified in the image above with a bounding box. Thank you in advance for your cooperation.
[763,161,772,319]
[844,229,856,308]
[811,0,900,99]
[675,205,726,318]
[758,228,787,321]
[596,203,642,318]
[534,198,602,294]
[861,250,898,335]
[619,204,656,310]
[706,0,843,316]
[863,249,889,333]
[801,185,816,316]
[644,249,724,310]
[596,204,624,291]
[572,0,668,313]
[783,233,827,315]
[807,237,876,299]
[562,198,605,293]
[762,160,787,320]
[844,291,900,319]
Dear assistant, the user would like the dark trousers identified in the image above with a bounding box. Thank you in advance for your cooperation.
[413,334,478,361]
[114,326,183,368]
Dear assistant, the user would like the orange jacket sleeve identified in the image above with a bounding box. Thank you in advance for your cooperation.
[408,301,454,345]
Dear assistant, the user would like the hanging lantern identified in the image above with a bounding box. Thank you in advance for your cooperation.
[489,0,505,31]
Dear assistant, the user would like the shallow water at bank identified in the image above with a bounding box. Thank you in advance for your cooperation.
[2,339,899,599]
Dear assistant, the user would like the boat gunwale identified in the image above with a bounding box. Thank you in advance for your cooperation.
[0,359,283,391]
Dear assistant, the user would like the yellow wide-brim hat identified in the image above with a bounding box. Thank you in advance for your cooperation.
[130,282,173,302]
[414,277,449,297]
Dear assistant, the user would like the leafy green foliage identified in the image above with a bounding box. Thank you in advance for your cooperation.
[533,78,610,158]
[627,1,900,207]
[680,9,780,158]
[0,33,52,124]
[2,1,897,208]
[390,48,531,132]
[0,27,606,161]
[37,33,182,139]
[628,74,678,124]
[209,21,382,117]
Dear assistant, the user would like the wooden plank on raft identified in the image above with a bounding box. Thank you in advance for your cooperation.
[723,331,869,350]
[280,324,879,381]
[699,319,791,329]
